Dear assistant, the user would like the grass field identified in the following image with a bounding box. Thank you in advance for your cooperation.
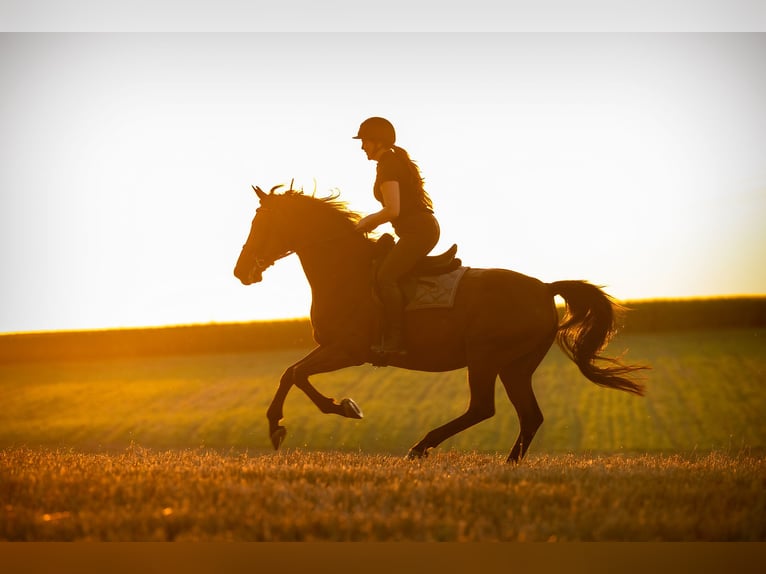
[1,327,765,541]
[1,329,764,455]
[2,448,763,542]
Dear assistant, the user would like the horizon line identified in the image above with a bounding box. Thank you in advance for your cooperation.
[2,293,765,338]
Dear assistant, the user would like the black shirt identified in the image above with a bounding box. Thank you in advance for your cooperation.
[373,149,434,221]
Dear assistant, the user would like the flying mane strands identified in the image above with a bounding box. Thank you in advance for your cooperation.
[254,183,362,226]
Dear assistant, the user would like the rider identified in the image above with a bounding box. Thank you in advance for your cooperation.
[353,117,440,355]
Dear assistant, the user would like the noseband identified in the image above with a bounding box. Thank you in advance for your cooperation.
[253,248,292,274]
[247,208,359,281]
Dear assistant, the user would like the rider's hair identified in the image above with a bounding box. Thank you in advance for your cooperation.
[392,145,434,211]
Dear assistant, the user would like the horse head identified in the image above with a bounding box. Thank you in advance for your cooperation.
[234,184,294,285]
[234,182,368,286]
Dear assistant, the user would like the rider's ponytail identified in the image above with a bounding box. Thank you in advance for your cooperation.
[392,145,434,211]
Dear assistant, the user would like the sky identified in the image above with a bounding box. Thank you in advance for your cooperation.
[1,31,765,333]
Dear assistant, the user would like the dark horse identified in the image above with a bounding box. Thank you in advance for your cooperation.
[234,185,646,462]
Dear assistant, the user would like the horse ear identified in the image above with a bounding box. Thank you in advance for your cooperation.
[252,185,268,201]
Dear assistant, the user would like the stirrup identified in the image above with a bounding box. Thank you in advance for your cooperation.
[371,334,407,356]
[371,343,407,356]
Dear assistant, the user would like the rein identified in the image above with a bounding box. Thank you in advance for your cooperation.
[253,223,363,273]
[244,190,370,282]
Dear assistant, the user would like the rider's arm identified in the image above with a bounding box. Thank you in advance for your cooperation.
[355,181,400,233]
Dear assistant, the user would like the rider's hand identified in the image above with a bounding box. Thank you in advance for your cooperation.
[355,215,375,233]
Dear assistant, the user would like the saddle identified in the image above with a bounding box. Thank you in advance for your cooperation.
[372,234,462,277]
[370,234,466,365]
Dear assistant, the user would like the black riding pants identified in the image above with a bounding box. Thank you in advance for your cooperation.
[377,213,440,290]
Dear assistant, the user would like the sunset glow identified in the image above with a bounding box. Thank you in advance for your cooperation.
[1,33,764,333]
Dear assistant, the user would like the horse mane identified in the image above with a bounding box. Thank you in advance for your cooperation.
[268,185,362,229]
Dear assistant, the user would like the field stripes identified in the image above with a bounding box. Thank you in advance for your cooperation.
[0,329,764,456]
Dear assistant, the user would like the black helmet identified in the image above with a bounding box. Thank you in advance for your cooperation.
[352,117,396,146]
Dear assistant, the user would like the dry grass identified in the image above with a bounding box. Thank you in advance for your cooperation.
[2,447,763,541]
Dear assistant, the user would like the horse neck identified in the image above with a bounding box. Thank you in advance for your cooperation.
[296,225,371,296]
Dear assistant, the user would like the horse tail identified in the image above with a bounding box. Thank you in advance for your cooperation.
[549,280,646,396]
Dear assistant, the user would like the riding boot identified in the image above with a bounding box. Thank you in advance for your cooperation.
[372,283,406,355]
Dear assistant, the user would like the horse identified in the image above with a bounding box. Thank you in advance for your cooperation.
[234,185,646,462]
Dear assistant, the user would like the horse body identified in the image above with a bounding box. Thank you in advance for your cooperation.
[384,269,555,372]
[235,186,645,462]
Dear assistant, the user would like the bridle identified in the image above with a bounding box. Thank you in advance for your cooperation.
[245,205,362,282]
[245,206,291,281]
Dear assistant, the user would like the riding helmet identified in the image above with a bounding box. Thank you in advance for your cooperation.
[352,117,396,146]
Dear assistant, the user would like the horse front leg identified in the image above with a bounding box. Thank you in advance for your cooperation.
[266,345,364,450]
[265,368,299,449]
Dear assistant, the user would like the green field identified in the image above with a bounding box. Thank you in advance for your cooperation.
[1,325,765,542]
[1,328,764,455]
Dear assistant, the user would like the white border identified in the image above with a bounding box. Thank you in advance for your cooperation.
[1,0,764,32]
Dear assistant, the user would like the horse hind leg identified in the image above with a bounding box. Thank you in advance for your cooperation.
[499,344,549,463]
[408,360,498,459]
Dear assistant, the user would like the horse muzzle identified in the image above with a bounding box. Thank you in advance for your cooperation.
[232,259,255,284]
[234,258,272,285]
[245,270,264,285]
[234,266,260,285]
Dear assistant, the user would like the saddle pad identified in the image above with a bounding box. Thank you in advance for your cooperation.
[405,266,468,311]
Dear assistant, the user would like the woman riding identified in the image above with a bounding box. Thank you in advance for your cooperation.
[353,116,441,355]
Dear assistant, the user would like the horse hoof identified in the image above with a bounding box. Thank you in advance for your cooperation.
[270,426,287,450]
[340,398,363,419]
[407,447,428,460]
